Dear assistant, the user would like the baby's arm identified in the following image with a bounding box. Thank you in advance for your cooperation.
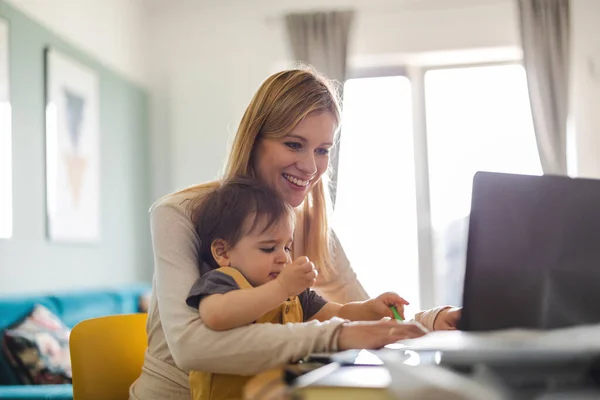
[188,257,318,331]
[310,293,409,322]
[199,281,287,330]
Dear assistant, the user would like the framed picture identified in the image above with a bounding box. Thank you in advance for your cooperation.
[45,48,100,243]
[0,18,10,239]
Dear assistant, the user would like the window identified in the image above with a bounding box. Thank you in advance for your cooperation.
[333,76,421,312]
[425,64,541,306]
[334,62,541,311]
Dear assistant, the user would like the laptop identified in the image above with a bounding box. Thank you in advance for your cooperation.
[458,171,600,331]
[389,173,600,395]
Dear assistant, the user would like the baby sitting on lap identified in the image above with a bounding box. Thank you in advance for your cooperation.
[185,176,409,400]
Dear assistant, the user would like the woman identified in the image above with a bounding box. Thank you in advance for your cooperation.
[130,67,461,400]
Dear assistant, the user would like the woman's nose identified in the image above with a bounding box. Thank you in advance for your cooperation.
[296,152,317,176]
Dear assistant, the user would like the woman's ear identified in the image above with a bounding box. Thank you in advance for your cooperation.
[211,239,231,267]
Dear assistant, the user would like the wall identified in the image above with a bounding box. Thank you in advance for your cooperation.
[3,0,179,201]
[145,0,521,195]
[4,0,149,86]
[0,3,152,294]
[571,0,600,179]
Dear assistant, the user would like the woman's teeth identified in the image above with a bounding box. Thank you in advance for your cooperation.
[283,173,309,187]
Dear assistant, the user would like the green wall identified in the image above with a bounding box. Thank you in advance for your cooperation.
[0,3,152,293]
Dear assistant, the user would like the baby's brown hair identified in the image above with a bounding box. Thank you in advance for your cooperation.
[189,177,295,269]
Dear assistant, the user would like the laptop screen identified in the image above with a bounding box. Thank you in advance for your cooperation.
[458,172,600,331]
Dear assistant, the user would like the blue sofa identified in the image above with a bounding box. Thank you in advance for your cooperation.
[0,284,151,400]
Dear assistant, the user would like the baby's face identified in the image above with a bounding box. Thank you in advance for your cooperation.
[227,216,294,287]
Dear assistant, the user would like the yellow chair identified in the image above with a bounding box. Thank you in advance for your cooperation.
[70,313,148,400]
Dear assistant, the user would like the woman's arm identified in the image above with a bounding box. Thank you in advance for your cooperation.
[151,202,345,375]
[414,306,453,330]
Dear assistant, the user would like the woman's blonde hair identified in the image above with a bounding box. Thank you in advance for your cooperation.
[182,67,342,279]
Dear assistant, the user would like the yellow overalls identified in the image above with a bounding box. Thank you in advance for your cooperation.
[189,267,304,400]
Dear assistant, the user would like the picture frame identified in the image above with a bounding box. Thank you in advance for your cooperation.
[45,48,100,243]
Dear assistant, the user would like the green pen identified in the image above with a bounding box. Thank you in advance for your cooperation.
[390,305,404,322]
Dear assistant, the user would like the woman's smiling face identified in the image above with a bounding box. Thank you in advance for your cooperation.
[253,111,336,208]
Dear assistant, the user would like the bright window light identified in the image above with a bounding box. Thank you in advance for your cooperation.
[334,76,420,312]
[425,64,542,305]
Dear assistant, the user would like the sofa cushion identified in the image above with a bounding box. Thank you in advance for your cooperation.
[51,292,124,329]
[0,298,61,386]
[112,284,153,314]
[0,283,152,387]
[2,304,72,385]
[0,297,60,332]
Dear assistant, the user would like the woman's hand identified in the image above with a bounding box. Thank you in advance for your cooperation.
[337,320,427,350]
[433,307,462,330]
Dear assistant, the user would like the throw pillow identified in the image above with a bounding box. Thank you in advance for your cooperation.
[2,304,72,384]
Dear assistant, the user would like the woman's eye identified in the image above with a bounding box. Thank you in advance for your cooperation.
[316,148,330,156]
[284,246,292,253]
[285,142,302,151]
[260,247,276,253]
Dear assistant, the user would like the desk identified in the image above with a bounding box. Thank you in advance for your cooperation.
[243,364,391,400]
[243,352,600,400]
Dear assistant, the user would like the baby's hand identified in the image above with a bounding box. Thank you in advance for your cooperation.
[276,256,318,297]
[363,292,409,320]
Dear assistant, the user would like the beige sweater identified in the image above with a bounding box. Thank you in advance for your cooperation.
[129,186,448,400]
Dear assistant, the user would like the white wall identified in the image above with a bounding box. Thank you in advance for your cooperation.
[145,0,521,195]
[0,2,152,294]
[571,0,600,178]
[5,0,150,86]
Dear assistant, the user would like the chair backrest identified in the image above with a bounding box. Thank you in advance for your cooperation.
[70,313,147,400]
